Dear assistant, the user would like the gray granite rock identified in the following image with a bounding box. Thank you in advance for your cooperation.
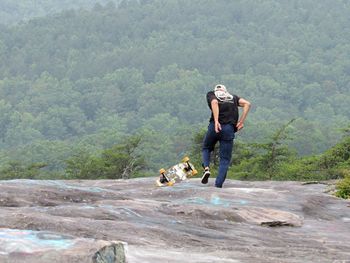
[0,178,349,262]
[0,228,126,263]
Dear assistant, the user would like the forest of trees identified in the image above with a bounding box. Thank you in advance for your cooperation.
[0,0,349,190]
[0,0,121,25]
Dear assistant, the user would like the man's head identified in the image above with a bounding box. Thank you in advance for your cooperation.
[214,84,233,102]
[214,84,227,92]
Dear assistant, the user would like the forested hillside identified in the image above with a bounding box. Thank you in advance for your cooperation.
[0,0,349,177]
[0,0,121,25]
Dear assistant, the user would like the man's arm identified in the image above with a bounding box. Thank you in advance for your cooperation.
[211,99,221,133]
[236,98,251,131]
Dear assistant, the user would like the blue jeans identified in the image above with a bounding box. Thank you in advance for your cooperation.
[202,122,235,188]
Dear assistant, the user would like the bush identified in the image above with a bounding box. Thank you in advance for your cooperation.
[335,171,350,199]
[0,161,48,179]
[65,135,145,179]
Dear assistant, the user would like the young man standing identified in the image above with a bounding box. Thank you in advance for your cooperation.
[201,84,251,188]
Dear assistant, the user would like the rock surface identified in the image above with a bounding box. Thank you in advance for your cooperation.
[0,178,349,262]
[0,228,125,263]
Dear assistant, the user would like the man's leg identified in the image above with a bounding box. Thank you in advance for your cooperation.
[202,122,217,184]
[215,124,235,188]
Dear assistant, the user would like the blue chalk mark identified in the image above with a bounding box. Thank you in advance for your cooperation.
[180,196,231,207]
[183,197,207,205]
[210,195,230,207]
[239,200,248,205]
[0,229,76,253]
[178,196,248,207]
[82,205,96,209]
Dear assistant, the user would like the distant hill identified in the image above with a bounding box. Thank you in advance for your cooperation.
[0,0,121,25]
[0,0,349,173]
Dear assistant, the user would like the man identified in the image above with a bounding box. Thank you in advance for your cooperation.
[201,84,251,188]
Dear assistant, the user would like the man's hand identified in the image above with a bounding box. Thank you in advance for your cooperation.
[237,98,251,132]
[236,120,244,131]
[215,121,222,133]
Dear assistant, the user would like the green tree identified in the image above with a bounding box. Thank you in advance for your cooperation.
[65,135,145,179]
[0,100,12,142]
[0,161,47,179]
[317,127,350,175]
[231,119,297,180]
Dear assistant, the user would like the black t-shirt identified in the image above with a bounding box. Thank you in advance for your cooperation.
[207,91,240,126]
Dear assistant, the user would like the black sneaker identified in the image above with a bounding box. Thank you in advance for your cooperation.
[201,169,210,184]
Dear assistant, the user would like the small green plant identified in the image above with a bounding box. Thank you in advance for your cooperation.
[335,172,350,199]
